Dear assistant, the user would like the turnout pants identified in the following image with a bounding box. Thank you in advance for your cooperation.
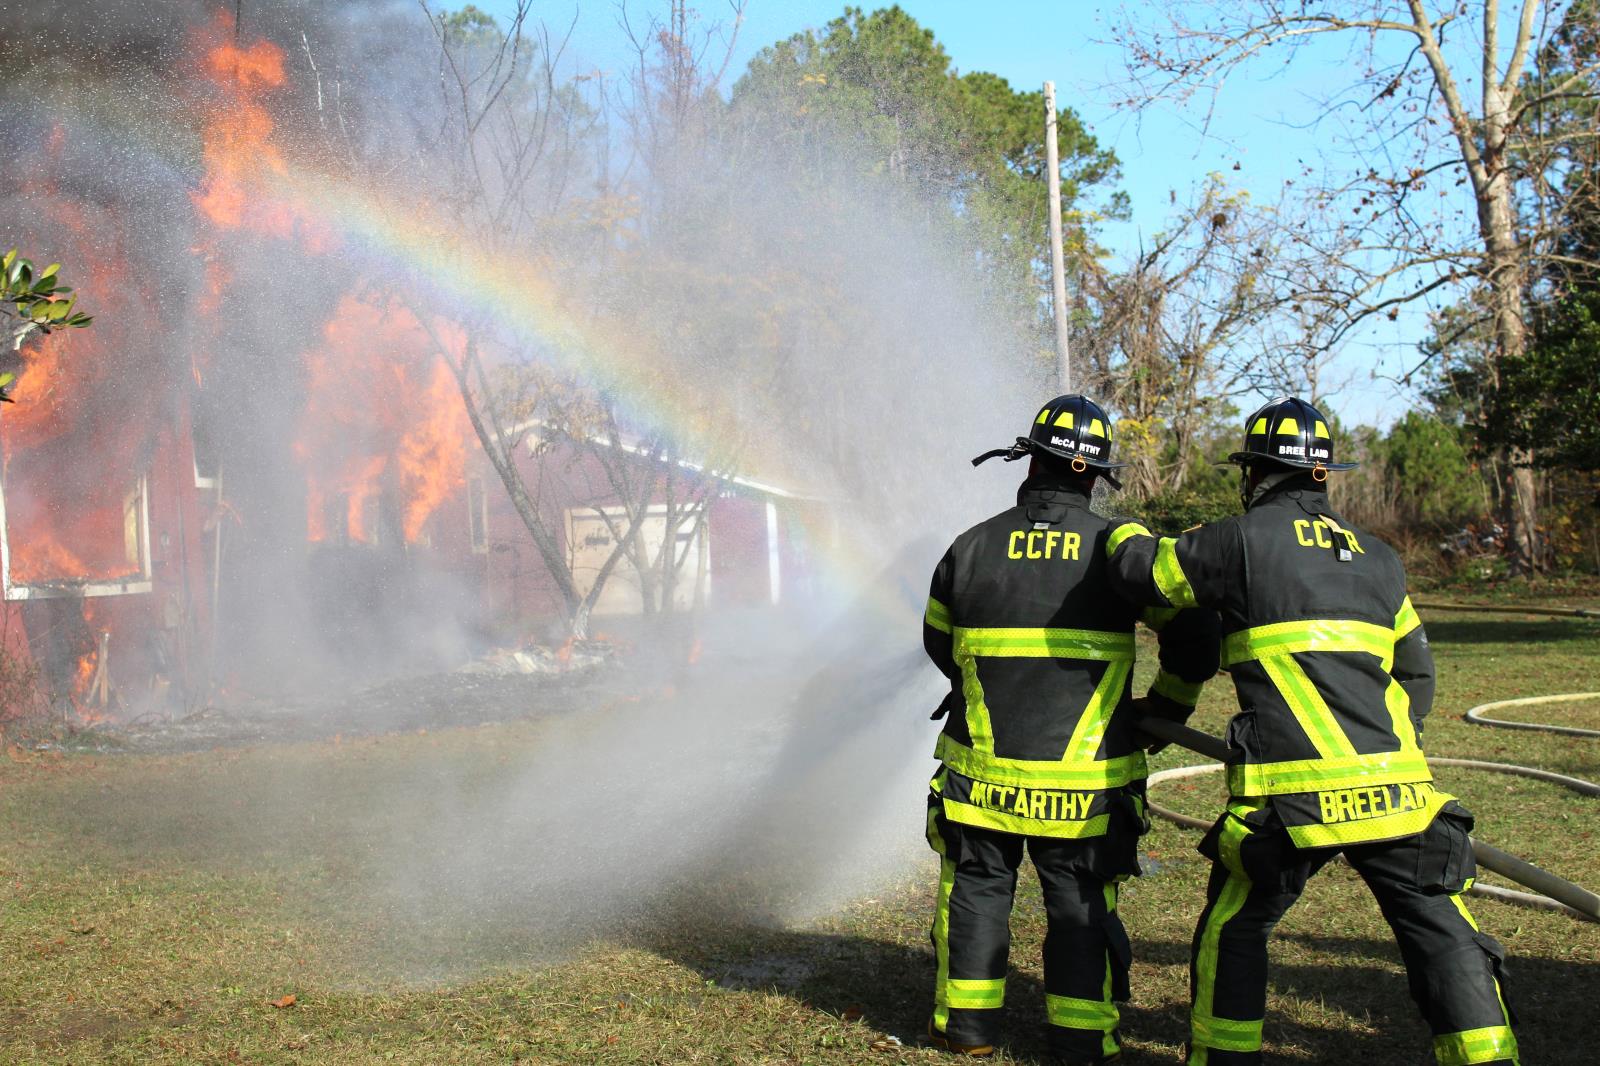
[926,799,1137,1062]
[1188,799,1518,1065]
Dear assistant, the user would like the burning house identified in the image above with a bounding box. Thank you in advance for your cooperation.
[0,9,829,722]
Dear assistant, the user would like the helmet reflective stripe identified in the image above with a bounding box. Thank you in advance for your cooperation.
[1225,396,1358,472]
[972,394,1129,485]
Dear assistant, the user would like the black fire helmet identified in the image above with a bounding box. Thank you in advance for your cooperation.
[972,394,1128,489]
[1225,396,1358,476]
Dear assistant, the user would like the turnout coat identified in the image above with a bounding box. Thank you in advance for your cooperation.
[1106,477,1441,848]
[923,476,1220,840]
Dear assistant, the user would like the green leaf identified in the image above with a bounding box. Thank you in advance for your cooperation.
[40,263,58,280]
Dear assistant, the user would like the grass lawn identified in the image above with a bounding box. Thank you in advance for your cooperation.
[1,607,1597,1064]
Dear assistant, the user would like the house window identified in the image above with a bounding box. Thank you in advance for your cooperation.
[566,504,709,617]
[123,484,143,571]
[1,475,153,600]
[468,476,488,553]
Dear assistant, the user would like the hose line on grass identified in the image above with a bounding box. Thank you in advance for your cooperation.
[1462,692,1600,739]
[1411,601,1600,621]
[1138,717,1600,924]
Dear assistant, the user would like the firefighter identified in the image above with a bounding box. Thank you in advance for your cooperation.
[924,395,1220,1064]
[1105,397,1519,1066]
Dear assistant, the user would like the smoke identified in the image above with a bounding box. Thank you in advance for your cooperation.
[0,1,1053,974]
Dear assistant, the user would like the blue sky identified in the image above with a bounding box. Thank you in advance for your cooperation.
[478,0,1466,427]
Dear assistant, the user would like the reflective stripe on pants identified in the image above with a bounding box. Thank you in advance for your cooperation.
[1186,802,1518,1065]
[927,798,1131,1059]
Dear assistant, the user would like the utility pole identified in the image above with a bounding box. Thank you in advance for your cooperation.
[1043,81,1071,392]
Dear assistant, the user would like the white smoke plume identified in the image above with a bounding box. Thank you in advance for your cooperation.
[0,0,1065,975]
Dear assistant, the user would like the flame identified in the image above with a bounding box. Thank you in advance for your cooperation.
[190,11,332,248]
[187,12,464,548]
[69,602,110,724]
[297,295,471,545]
[2,138,154,587]
[72,646,96,701]
[6,488,140,585]
[396,355,470,542]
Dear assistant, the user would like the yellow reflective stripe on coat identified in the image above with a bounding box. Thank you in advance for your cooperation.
[1285,789,1449,848]
[1105,521,1151,556]
[935,734,1147,789]
[1153,537,1198,607]
[954,653,996,754]
[1432,1025,1520,1066]
[1258,655,1358,759]
[1062,661,1133,762]
[946,978,1004,1010]
[1385,676,1422,751]
[954,626,1136,662]
[1395,595,1422,639]
[1227,750,1432,795]
[925,596,952,634]
[1151,668,1203,707]
[1222,618,1395,668]
[1046,994,1119,1032]
[943,799,1111,839]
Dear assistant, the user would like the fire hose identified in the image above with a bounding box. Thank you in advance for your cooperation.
[1463,692,1600,739]
[1411,601,1600,621]
[1138,717,1600,923]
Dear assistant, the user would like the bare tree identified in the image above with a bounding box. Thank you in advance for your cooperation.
[1117,0,1600,572]
[395,1,648,638]
[573,0,750,618]
[581,410,732,618]
[1081,179,1334,497]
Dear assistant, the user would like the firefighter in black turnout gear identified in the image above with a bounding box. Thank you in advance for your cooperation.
[923,395,1221,1063]
[1107,397,1519,1066]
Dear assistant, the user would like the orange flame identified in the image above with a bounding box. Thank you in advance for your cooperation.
[69,603,111,724]
[187,12,466,548]
[3,144,152,587]
[297,295,470,545]
[190,11,331,248]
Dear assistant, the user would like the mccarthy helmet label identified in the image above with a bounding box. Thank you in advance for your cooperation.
[1050,436,1101,456]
